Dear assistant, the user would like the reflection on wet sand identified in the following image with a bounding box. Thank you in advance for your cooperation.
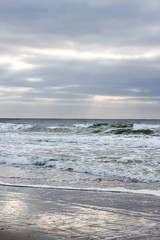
[36,201,158,239]
[0,186,160,239]
[0,191,33,232]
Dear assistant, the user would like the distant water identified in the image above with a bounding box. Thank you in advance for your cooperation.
[0,119,160,194]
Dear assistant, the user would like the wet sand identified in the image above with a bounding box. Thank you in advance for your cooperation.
[0,185,159,240]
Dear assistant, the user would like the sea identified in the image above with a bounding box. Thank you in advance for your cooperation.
[0,118,160,196]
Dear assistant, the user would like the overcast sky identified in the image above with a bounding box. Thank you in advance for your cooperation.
[0,0,160,118]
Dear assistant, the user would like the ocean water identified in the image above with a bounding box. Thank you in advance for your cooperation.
[0,118,160,195]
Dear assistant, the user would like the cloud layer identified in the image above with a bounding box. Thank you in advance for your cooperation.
[0,0,160,118]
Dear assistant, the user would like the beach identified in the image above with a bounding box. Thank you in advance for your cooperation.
[0,185,160,240]
[0,119,160,239]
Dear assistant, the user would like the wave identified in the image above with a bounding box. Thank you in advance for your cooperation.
[41,136,159,148]
[0,181,159,196]
[47,126,69,129]
[1,121,159,137]
[1,154,159,184]
[0,123,32,132]
[111,123,133,128]
[73,122,109,129]
[112,129,153,135]
[47,126,71,133]
[73,123,93,128]
[0,132,160,148]
[91,123,109,128]
[133,123,160,131]
[73,122,160,136]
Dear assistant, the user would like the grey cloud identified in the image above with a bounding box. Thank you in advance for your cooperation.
[1,57,160,99]
[0,0,160,118]
[1,0,160,48]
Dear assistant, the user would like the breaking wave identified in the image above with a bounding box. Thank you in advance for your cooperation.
[133,123,160,131]
[0,123,32,132]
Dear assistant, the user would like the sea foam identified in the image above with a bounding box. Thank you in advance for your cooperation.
[133,123,160,131]
[0,123,32,132]
[0,181,159,196]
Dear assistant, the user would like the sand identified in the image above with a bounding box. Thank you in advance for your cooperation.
[0,185,159,240]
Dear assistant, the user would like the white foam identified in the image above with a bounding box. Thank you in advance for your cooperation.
[47,126,69,129]
[0,124,160,149]
[0,123,32,132]
[133,123,160,131]
[102,129,114,133]
[0,182,159,196]
[43,135,160,149]
[73,123,93,128]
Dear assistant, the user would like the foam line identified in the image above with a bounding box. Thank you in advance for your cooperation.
[0,182,159,196]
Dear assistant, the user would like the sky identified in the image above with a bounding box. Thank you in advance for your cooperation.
[0,0,160,119]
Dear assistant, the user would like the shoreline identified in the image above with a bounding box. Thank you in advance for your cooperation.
[0,185,160,239]
[0,181,160,197]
